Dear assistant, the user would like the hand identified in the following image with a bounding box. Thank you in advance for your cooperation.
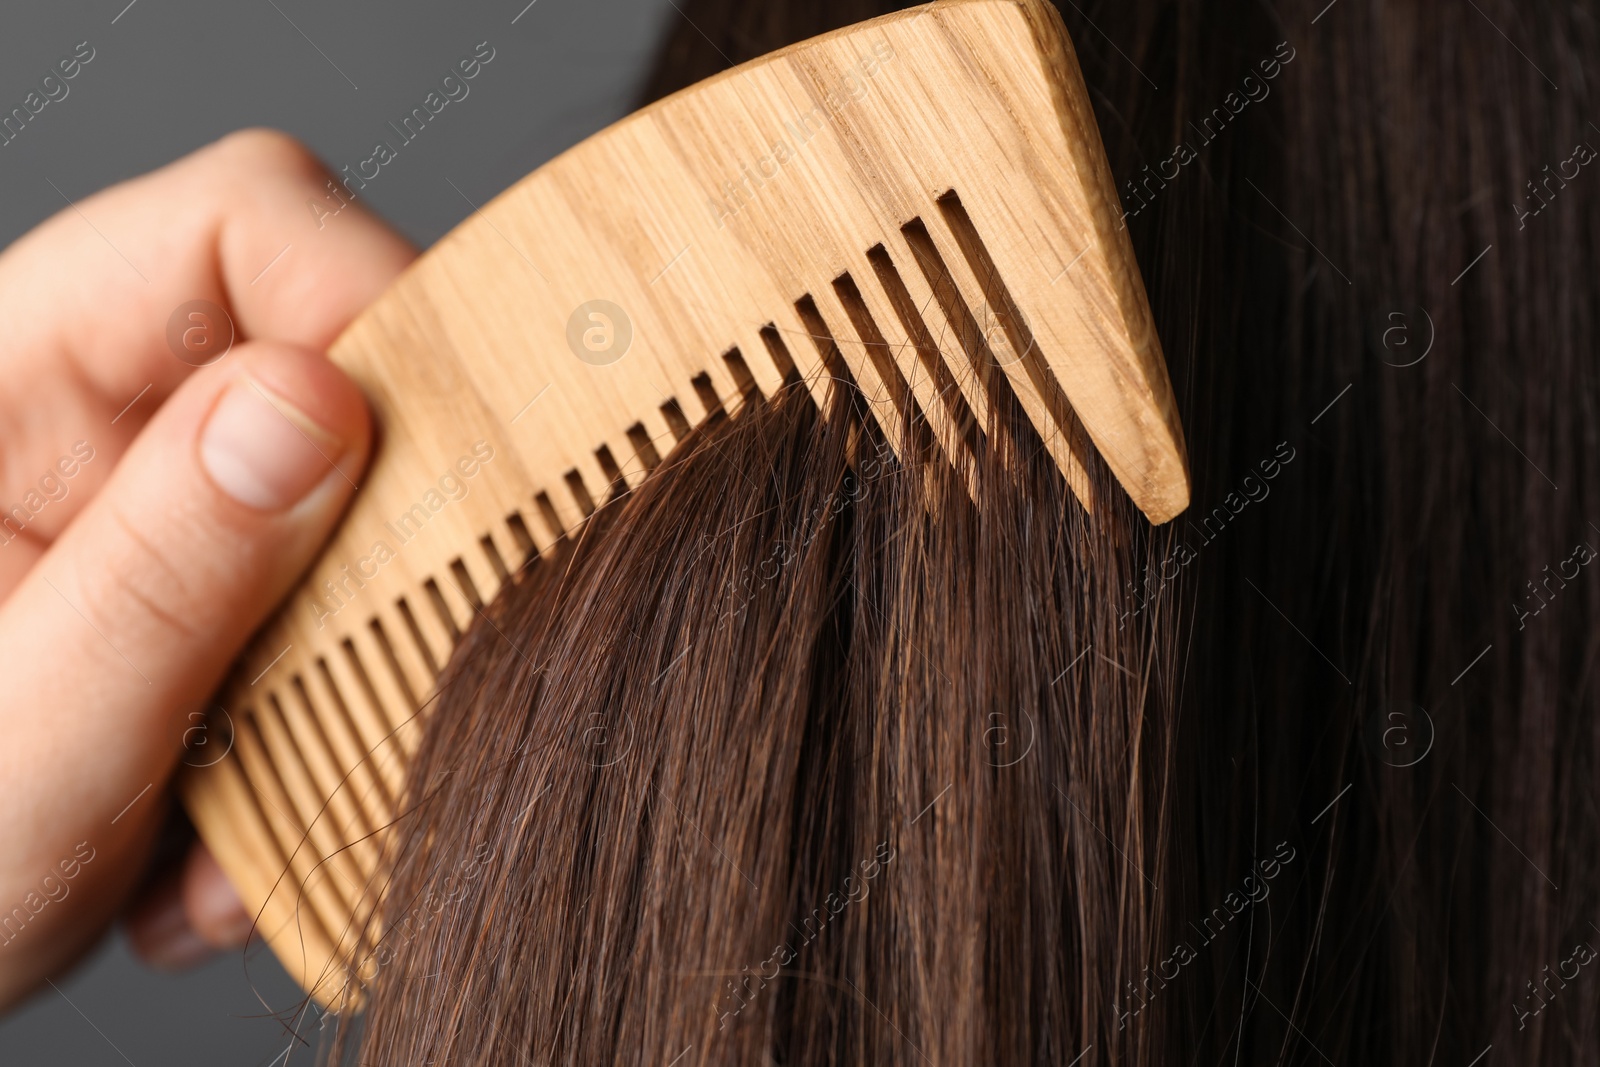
[0,129,415,1008]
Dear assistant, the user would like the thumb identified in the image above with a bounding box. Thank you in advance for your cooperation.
[0,340,368,997]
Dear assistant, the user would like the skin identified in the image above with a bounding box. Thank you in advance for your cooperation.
[0,129,416,1009]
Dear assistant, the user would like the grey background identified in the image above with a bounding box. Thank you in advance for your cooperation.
[0,0,674,1063]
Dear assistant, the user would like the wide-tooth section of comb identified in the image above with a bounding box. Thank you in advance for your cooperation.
[181,0,1189,1004]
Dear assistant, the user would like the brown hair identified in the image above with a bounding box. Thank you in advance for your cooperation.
[310,0,1600,1063]
[329,372,1177,1062]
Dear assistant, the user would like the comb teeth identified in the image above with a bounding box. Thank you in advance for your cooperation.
[182,0,1188,1004]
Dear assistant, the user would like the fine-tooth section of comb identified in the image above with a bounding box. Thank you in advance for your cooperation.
[180,0,1190,1003]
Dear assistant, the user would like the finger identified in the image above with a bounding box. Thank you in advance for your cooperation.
[125,868,212,972]
[0,526,45,599]
[181,842,252,949]
[0,128,414,536]
[0,339,369,994]
[125,843,249,970]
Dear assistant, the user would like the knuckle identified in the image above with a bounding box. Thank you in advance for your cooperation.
[211,127,324,181]
[77,504,205,645]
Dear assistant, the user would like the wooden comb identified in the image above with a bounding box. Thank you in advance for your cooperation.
[179,0,1188,1006]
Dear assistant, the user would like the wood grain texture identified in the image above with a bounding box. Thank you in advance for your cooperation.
[179,0,1189,1005]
